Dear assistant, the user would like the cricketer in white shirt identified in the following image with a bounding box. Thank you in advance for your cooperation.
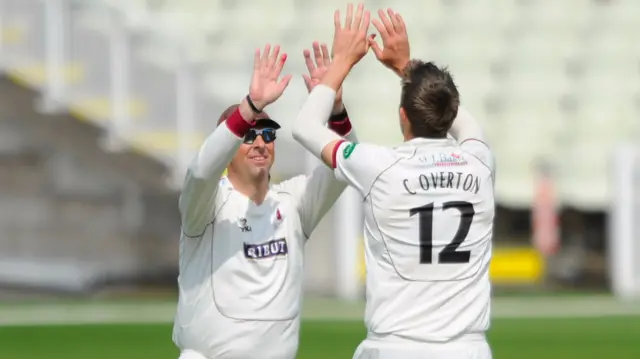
[293,85,495,359]
[172,104,357,359]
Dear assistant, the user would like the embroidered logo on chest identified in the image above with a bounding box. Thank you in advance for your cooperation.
[237,217,252,232]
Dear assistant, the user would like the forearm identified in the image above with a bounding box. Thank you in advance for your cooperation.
[448,106,486,143]
[292,85,342,158]
[328,105,358,143]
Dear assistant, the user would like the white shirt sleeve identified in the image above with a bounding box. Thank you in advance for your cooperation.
[280,126,360,239]
[449,106,496,177]
[334,141,397,198]
[460,139,495,176]
[179,110,252,237]
[279,166,345,238]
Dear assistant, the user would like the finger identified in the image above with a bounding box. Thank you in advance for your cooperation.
[368,36,383,59]
[377,9,395,34]
[395,13,407,34]
[333,9,341,32]
[253,48,261,70]
[353,3,364,31]
[320,43,331,66]
[387,8,400,33]
[302,74,312,91]
[261,43,271,68]
[365,33,376,52]
[303,49,316,74]
[345,3,353,29]
[277,74,293,93]
[312,42,323,68]
[268,45,281,69]
[273,53,288,78]
[372,18,387,38]
[360,10,371,35]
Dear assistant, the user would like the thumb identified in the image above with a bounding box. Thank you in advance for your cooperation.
[278,74,293,92]
[368,35,383,59]
[302,74,312,91]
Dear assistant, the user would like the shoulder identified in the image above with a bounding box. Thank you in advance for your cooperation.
[271,174,307,196]
[336,141,400,167]
[459,139,494,169]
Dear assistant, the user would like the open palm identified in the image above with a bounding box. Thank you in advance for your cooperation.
[249,44,292,110]
[302,42,343,101]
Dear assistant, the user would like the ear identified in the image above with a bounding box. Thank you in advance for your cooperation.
[399,106,409,125]
[399,106,411,136]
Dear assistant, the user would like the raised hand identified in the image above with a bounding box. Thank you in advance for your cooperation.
[369,8,410,76]
[331,3,372,68]
[248,44,292,111]
[302,42,344,107]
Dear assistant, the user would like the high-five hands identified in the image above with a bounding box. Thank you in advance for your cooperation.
[330,3,372,68]
[302,42,344,112]
[368,8,411,76]
[248,44,292,111]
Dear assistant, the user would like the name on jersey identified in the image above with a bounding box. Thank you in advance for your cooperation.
[403,171,481,195]
[244,238,288,259]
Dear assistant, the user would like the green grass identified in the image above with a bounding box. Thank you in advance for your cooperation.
[1,317,639,358]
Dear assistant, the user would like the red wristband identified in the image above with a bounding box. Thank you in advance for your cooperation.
[225,108,255,137]
[329,117,352,136]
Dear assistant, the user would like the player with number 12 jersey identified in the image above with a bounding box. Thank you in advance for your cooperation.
[291,5,495,358]
[336,126,494,344]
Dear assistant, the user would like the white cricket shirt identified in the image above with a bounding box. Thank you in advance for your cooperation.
[173,111,350,359]
[334,137,495,344]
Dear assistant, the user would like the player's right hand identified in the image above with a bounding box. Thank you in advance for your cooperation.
[248,44,292,111]
[302,42,345,109]
[369,9,411,76]
[330,3,372,68]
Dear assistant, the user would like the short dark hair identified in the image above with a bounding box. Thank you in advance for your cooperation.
[400,60,460,138]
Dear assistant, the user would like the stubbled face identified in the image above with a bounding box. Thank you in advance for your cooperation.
[229,133,275,179]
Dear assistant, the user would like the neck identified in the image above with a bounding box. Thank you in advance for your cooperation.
[227,170,270,205]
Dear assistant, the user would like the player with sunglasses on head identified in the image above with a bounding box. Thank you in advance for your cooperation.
[293,4,495,359]
[172,43,358,359]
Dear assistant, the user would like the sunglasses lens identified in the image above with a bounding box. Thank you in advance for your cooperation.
[243,131,257,144]
[262,129,276,143]
[244,129,276,144]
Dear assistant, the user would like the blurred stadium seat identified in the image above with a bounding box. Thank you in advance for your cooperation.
[2,0,639,208]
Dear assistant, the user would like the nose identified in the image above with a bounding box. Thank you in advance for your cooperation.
[252,134,266,147]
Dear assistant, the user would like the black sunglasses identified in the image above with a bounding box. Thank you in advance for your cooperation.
[243,128,277,144]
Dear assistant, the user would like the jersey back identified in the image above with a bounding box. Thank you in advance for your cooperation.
[335,138,495,343]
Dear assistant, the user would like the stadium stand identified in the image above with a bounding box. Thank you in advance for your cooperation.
[6,0,634,208]
[0,0,638,295]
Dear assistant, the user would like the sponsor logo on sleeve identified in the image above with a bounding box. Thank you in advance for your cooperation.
[343,143,357,159]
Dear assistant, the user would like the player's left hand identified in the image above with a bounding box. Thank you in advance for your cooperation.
[302,42,344,112]
[369,8,410,76]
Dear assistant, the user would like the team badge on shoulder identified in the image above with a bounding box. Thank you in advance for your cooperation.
[343,142,357,159]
